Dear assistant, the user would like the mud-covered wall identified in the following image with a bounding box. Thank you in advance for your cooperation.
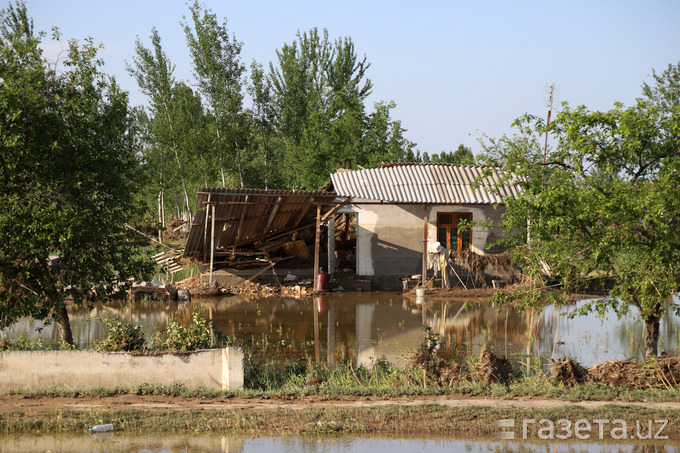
[353,203,507,278]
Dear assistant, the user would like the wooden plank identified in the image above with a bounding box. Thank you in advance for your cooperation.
[260,197,282,240]
[245,262,276,283]
[235,196,249,244]
[209,204,216,286]
[313,204,321,291]
[322,197,350,221]
[292,197,313,229]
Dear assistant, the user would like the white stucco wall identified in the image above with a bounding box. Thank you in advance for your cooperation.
[0,348,244,391]
[349,202,506,277]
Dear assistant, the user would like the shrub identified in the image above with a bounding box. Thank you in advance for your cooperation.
[94,317,146,351]
[152,309,211,351]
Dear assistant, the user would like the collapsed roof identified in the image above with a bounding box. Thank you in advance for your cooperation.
[183,188,338,259]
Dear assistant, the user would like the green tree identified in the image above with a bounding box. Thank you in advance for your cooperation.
[363,100,416,165]
[423,144,476,164]
[269,28,373,189]
[183,1,247,188]
[128,28,201,226]
[481,67,680,358]
[248,60,281,189]
[0,2,151,343]
[641,61,680,115]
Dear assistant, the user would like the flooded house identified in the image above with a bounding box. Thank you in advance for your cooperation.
[183,164,520,290]
[329,164,521,289]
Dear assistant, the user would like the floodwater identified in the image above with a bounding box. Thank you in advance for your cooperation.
[2,292,679,369]
[0,433,675,453]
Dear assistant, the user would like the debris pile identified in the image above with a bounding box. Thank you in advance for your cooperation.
[450,251,522,289]
[551,354,680,389]
[550,357,590,387]
[129,279,177,300]
[471,345,513,384]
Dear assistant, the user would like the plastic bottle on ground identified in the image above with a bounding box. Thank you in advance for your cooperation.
[89,423,114,433]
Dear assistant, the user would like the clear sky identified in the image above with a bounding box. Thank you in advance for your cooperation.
[21,0,680,155]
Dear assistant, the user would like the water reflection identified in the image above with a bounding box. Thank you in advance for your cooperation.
[2,292,679,369]
[0,433,675,453]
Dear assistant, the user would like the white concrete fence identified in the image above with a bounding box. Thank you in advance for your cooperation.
[0,347,244,391]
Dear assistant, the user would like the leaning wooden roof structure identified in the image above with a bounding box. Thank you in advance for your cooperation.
[183,188,339,259]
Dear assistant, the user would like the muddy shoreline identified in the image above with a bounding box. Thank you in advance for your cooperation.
[1,394,680,439]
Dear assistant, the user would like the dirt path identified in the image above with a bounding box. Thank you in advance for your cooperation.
[3,394,680,413]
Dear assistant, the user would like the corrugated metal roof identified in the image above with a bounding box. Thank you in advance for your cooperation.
[330,164,520,204]
[184,188,337,259]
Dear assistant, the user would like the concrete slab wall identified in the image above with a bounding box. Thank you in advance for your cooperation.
[0,347,244,391]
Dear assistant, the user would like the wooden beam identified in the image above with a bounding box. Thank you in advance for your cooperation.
[322,197,350,221]
[235,195,249,243]
[245,262,276,283]
[313,204,321,291]
[260,197,282,240]
[293,197,313,228]
[202,194,211,262]
[209,204,216,286]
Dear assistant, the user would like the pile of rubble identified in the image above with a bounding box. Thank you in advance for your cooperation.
[130,279,190,301]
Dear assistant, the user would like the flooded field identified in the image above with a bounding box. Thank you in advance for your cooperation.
[0,433,675,453]
[2,292,679,369]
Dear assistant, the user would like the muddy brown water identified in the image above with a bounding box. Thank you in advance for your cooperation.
[0,433,673,452]
[2,292,679,369]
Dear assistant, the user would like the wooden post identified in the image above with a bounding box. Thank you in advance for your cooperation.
[313,204,321,292]
[209,203,216,287]
[202,193,211,262]
[327,214,336,275]
[422,205,428,286]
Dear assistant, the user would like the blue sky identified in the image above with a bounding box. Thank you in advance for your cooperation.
[22,0,680,155]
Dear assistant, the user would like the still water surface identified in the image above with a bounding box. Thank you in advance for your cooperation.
[2,292,679,368]
[0,433,675,453]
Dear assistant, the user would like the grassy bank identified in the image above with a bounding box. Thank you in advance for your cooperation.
[5,377,680,402]
[1,404,679,439]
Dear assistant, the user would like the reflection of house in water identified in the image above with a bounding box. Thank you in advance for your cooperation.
[352,296,537,367]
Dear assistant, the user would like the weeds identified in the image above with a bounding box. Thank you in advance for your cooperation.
[151,309,212,351]
[94,317,146,352]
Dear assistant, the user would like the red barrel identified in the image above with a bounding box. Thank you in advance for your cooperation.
[317,273,329,291]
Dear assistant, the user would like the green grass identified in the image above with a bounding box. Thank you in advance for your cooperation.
[5,375,680,402]
[2,405,680,438]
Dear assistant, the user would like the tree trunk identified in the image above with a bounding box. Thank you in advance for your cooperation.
[157,189,164,242]
[235,122,245,188]
[57,304,73,346]
[644,316,660,359]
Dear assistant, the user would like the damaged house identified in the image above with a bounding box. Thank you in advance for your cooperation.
[329,164,521,289]
[183,164,520,290]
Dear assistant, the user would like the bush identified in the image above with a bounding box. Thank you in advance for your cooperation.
[152,309,211,351]
[94,318,146,351]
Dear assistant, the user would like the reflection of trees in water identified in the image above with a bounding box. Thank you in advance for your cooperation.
[0,300,179,349]
[537,300,680,366]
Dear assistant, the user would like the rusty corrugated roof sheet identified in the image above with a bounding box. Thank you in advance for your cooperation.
[183,188,337,259]
[330,164,519,204]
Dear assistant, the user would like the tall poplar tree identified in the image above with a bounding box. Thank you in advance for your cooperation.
[183,1,247,188]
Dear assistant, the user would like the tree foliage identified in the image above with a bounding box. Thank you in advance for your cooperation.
[0,1,151,342]
[480,64,680,358]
